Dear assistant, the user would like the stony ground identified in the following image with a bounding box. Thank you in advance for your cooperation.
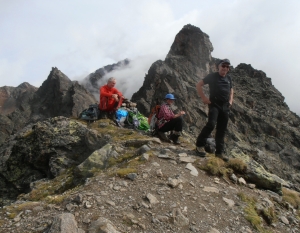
[0,130,299,233]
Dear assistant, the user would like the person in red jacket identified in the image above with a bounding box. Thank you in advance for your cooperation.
[99,77,123,119]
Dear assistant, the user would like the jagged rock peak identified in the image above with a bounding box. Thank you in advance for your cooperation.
[17,82,36,89]
[31,67,96,119]
[166,24,214,66]
[81,58,130,98]
[93,58,130,76]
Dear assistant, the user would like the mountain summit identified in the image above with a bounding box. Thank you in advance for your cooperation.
[131,24,300,190]
[0,24,300,232]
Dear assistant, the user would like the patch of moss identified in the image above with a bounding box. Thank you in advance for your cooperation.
[261,207,277,225]
[0,220,5,227]
[108,151,136,167]
[87,119,149,143]
[226,158,247,174]
[4,201,43,220]
[297,210,300,220]
[115,168,137,177]
[238,192,257,205]
[199,157,228,176]
[15,202,42,211]
[238,192,272,233]
[45,195,66,204]
[27,169,75,201]
[7,212,17,219]
[244,204,262,228]
[282,187,300,208]
[127,157,144,168]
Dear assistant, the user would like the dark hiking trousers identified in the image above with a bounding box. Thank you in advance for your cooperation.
[196,103,229,154]
[158,117,183,133]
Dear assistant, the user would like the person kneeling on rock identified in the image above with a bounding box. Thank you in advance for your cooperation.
[156,94,185,144]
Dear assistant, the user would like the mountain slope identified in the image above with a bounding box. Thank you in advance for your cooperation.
[131,24,300,191]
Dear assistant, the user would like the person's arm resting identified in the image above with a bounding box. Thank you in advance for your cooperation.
[196,80,210,104]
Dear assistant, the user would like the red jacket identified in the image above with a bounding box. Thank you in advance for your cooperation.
[99,85,123,111]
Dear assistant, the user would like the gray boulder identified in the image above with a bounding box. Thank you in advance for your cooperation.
[0,116,109,204]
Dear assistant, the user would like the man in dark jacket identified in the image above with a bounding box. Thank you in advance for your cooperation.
[195,59,234,161]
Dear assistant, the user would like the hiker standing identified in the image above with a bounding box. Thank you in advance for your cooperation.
[195,59,234,161]
[99,77,124,119]
[157,94,185,144]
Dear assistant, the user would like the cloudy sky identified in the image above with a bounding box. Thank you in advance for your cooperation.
[1,0,300,115]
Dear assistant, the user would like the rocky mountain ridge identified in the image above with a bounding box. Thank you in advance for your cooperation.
[131,24,300,190]
[1,24,300,232]
[0,67,97,145]
[0,118,299,233]
[81,58,130,99]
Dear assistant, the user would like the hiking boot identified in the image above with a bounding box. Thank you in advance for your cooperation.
[196,147,206,157]
[100,111,107,119]
[107,112,116,121]
[169,134,180,145]
[157,131,171,142]
[215,153,229,162]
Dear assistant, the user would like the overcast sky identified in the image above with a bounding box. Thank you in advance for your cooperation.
[1,0,300,115]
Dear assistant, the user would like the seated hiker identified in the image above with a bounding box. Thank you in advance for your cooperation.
[156,94,185,144]
[99,77,124,119]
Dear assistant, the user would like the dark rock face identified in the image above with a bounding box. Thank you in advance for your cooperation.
[0,116,109,205]
[81,59,130,99]
[132,24,300,190]
[0,82,37,115]
[132,24,215,132]
[31,67,97,121]
[227,63,300,185]
[0,68,97,145]
[0,83,37,145]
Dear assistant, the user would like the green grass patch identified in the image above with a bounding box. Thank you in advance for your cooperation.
[199,157,228,176]
[45,195,66,204]
[244,204,262,229]
[0,220,5,227]
[4,201,43,220]
[7,212,17,219]
[282,187,300,208]
[238,192,257,205]
[238,192,273,233]
[26,170,75,201]
[261,207,277,225]
[108,151,136,167]
[115,168,138,177]
[226,158,247,174]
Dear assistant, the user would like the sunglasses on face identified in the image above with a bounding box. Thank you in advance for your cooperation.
[221,64,230,69]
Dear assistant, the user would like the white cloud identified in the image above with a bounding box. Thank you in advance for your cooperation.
[0,0,300,114]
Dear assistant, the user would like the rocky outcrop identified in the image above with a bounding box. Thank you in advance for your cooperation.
[0,82,37,116]
[31,67,97,121]
[227,63,300,188]
[0,116,109,205]
[0,68,97,145]
[1,137,299,233]
[132,24,216,132]
[131,24,300,191]
[0,83,37,145]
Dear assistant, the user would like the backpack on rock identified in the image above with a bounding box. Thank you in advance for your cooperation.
[126,108,150,131]
[79,104,100,121]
